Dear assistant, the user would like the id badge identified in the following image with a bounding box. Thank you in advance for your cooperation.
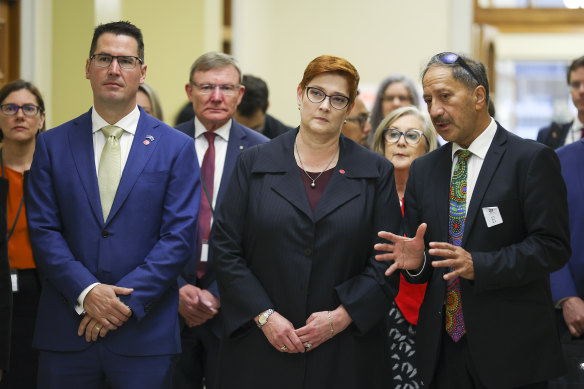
[200,241,209,263]
[10,269,18,293]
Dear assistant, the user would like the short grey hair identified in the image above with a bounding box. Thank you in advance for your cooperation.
[189,52,243,83]
[372,105,438,157]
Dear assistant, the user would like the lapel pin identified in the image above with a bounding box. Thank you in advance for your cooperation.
[339,169,346,174]
[144,135,155,145]
[239,145,244,150]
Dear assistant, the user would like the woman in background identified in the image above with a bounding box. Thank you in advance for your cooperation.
[370,74,419,133]
[137,83,165,121]
[0,80,46,389]
[373,105,438,389]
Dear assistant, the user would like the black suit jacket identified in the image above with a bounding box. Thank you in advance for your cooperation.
[405,124,571,388]
[537,121,571,149]
[175,118,269,337]
[212,129,400,388]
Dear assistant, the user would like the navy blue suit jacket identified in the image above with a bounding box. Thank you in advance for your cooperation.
[405,124,570,388]
[175,119,268,336]
[551,139,584,334]
[27,107,200,356]
[537,121,571,149]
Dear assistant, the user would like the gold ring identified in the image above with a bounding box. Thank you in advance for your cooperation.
[280,345,288,351]
[95,326,101,331]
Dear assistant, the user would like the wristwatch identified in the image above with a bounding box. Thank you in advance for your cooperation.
[257,309,274,328]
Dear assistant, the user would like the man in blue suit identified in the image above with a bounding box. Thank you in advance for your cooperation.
[551,139,584,366]
[26,21,200,389]
[172,52,268,389]
[537,56,584,149]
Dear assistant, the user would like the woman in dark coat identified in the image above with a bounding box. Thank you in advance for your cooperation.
[212,55,402,388]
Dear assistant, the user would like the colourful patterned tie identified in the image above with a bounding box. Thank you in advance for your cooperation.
[197,132,216,279]
[445,149,471,342]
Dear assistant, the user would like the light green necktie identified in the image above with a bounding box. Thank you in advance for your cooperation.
[98,125,124,221]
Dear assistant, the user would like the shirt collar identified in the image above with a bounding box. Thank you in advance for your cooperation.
[194,116,232,141]
[91,105,140,135]
[571,116,584,132]
[451,118,497,161]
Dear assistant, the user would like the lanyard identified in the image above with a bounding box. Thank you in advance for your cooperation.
[0,149,25,243]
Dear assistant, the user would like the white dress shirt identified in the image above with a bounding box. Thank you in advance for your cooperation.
[564,116,584,146]
[76,106,141,314]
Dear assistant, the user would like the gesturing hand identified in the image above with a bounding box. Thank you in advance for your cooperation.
[260,311,304,354]
[429,241,474,280]
[83,284,133,330]
[375,223,427,276]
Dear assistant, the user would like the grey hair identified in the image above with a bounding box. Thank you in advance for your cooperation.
[189,52,243,83]
[370,74,419,131]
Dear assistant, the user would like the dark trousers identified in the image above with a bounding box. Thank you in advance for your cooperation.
[430,329,548,389]
[172,321,220,389]
[0,269,40,389]
[37,344,175,389]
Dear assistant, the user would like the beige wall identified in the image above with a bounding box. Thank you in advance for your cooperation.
[46,0,219,128]
[232,0,461,126]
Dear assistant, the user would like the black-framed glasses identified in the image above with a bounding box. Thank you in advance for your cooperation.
[190,82,241,96]
[0,104,43,117]
[306,87,350,110]
[91,54,143,70]
[346,114,370,129]
[383,128,426,145]
[437,52,480,85]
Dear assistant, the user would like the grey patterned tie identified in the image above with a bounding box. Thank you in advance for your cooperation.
[98,125,124,221]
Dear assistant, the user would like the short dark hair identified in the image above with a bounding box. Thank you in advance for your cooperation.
[567,55,584,84]
[422,52,490,103]
[89,21,144,61]
[0,79,46,140]
[237,74,269,117]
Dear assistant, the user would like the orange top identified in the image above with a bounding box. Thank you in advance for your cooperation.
[5,166,35,269]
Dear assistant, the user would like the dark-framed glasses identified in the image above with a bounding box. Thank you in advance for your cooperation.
[190,82,240,96]
[384,128,426,145]
[570,81,584,91]
[437,52,480,84]
[91,54,143,70]
[346,114,370,129]
[0,104,43,117]
[306,87,350,110]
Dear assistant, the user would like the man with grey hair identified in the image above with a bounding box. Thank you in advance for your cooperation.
[376,52,570,388]
[173,52,268,389]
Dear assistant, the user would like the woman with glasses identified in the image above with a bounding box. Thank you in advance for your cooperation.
[370,74,419,134]
[0,80,46,388]
[372,105,438,389]
[212,55,401,389]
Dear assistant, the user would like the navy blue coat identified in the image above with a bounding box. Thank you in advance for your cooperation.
[212,129,401,389]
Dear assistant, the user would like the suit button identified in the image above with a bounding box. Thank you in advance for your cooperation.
[304,248,312,256]
[102,230,110,238]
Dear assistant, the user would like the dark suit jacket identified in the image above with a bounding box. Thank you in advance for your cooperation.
[262,114,292,139]
[212,130,400,389]
[0,178,10,370]
[405,124,570,389]
[27,107,200,356]
[175,118,268,337]
[537,121,571,149]
[551,139,584,335]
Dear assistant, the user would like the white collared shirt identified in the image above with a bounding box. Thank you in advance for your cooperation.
[564,116,584,146]
[76,105,141,315]
[194,116,231,208]
[91,106,140,175]
[451,117,498,214]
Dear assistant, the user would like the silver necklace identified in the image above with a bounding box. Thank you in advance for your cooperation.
[295,139,338,189]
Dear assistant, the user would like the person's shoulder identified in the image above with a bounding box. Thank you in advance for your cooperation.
[41,109,92,140]
[232,120,269,145]
[557,139,584,160]
[174,119,194,136]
